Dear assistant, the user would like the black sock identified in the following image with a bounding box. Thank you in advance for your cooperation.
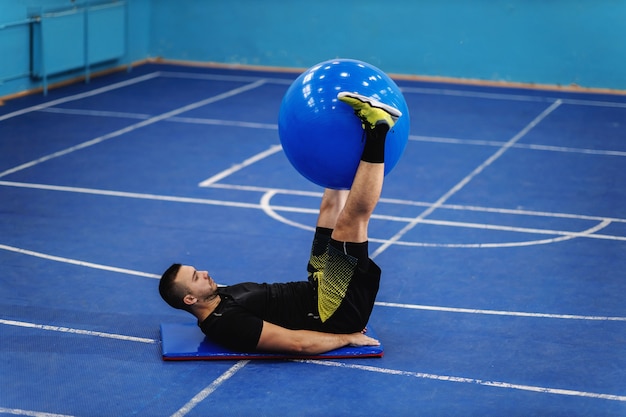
[310,227,333,257]
[315,226,333,237]
[360,124,390,163]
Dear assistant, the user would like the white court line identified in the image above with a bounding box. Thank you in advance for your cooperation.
[297,360,626,402]
[0,318,157,344]
[0,72,161,122]
[400,86,556,103]
[31,106,626,158]
[255,186,624,247]
[0,180,263,210]
[198,144,283,186]
[411,135,626,158]
[0,79,267,179]
[0,407,75,417]
[2,240,625,323]
[1,261,624,404]
[255,188,622,245]
[254,213,623,246]
[374,302,626,322]
[0,243,160,279]
[371,100,563,259]
[2,180,625,247]
[400,86,626,108]
[158,70,626,108]
[158,70,293,85]
[209,182,626,224]
[2,314,624,405]
[260,190,316,232]
[397,218,619,248]
[36,107,280,128]
[206,182,323,197]
[559,97,626,109]
[169,361,249,417]
[39,107,152,120]
[169,115,278,130]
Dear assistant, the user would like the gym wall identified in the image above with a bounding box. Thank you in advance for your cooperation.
[1,0,624,98]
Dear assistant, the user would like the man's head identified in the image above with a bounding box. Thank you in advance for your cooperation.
[159,263,188,311]
[159,263,219,313]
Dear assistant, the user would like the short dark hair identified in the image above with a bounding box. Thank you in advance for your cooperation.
[159,263,190,311]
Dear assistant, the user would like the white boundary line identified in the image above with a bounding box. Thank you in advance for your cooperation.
[39,107,152,120]
[374,302,626,322]
[1,315,624,404]
[0,180,263,209]
[410,135,626,158]
[156,70,626,109]
[158,71,293,85]
[398,85,626,108]
[0,407,75,417]
[208,182,626,224]
[260,190,316,232]
[255,187,624,248]
[1,242,625,323]
[169,361,249,417]
[0,72,162,122]
[169,115,278,130]
[2,180,625,247]
[0,318,157,344]
[29,106,626,159]
[0,79,267,179]
[2,178,625,248]
[371,100,563,259]
[297,360,626,402]
[0,243,160,278]
[0,253,623,409]
[198,144,283,186]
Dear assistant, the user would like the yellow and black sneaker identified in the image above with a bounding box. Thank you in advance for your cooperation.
[337,91,402,130]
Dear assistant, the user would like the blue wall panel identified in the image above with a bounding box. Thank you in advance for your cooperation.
[0,0,146,98]
[0,24,30,82]
[32,3,126,79]
[32,10,86,77]
[88,3,126,64]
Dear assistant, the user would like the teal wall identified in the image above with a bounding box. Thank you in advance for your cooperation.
[150,0,626,90]
[1,0,625,98]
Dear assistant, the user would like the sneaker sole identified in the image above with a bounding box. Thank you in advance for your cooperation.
[337,91,403,118]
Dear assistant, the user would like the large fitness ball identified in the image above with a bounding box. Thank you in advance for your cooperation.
[278,58,410,189]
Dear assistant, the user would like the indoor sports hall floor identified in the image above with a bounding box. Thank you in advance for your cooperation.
[1,63,625,417]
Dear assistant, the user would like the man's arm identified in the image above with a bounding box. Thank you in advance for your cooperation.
[256,321,379,355]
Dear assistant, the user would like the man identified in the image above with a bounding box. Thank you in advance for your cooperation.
[159,91,402,354]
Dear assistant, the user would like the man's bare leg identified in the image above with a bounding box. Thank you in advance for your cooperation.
[331,161,384,243]
[316,189,349,230]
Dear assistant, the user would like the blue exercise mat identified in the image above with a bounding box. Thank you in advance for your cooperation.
[160,323,384,361]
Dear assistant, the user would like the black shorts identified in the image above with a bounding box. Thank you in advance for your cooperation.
[308,229,381,333]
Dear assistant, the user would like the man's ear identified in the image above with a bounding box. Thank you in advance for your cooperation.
[183,294,197,306]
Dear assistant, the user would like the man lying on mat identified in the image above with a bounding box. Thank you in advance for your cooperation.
[159,92,402,354]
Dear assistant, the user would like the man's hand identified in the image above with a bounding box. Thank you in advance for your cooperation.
[346,331,380,347]
[257,321,379,355]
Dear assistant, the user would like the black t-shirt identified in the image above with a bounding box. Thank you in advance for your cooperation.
[199,281,322,352]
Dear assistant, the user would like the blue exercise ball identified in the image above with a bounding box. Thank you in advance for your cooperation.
[278,58,410,189]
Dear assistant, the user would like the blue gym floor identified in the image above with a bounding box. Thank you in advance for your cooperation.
[1,63,625,417]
